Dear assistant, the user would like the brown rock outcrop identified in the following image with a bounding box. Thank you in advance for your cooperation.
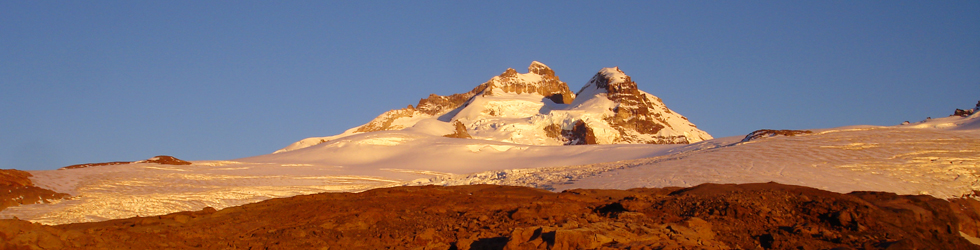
[136,155,192,165]
[565,121,597,145]
[544,121,598,145]
[443,120,473,139]
[950,197,980,240]
[543,124,562,140]
[59,155,192,170]
[0,169,33,188]
[1,183,977,249]
[0,169,70,212]
[955,108,976,117]
[60,161,130,170]
[949,100,979,117]
[741,129,814,142]
[355,106,421,132]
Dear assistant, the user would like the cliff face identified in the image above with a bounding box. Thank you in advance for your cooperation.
[482,61,575,105]
[574,67,712,144]
[2,183,977,249]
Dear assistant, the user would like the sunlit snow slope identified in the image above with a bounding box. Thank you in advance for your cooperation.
[2,62,719,225]
[420,114,980,198]
[6,113,978,225]
[1,133,684,224]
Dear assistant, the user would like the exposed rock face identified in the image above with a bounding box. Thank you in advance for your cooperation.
[443,120,473,139]
[951,197,980,240]
[951,100,980,117]
[355,106,420,132]
[585,67,666,137]
[544,121,597,145]
[0,169,70,212]
[0,169,33,187]
[576,67,712,144]
[60,155,192,170]
[955,109,975,117]
[565,120,597,145]
[416,92,476,116]
[60,161,130,170]
[741,129,814,142]
[135,155,191,165]
[1,183,976,249]
[482,61,575,105]
[544,124,563,140]
[528,60,555,77]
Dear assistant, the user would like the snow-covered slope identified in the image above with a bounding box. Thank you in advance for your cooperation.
[3,61,718,225]
[2,130,687,224]
[276,62,711,153]
[420,112,980,198]
[7,111,979,225]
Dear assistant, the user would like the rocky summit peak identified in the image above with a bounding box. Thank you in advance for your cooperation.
[501,68,518,77]
[573,66,712,144]
[578,67,630,94]
[481,61,574,104]
[528,61,554,77]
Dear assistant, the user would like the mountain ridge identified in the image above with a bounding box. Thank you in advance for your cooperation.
[275,62,711,153]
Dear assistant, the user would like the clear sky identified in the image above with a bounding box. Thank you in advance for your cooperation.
[2,1,978,170]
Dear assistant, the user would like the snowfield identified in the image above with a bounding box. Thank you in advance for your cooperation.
[423,123,980,198]
[2,113,978,225]
[1,131,682,225]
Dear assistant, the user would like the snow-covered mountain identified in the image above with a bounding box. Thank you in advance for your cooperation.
[275,62,711,153]
[2,60,977,228]
[7,109,979,225]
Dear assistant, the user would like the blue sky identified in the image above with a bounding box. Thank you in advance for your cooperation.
[2,1,978,170]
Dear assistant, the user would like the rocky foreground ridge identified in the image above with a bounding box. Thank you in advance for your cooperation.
[276,62,711,153]
[2,183,979,249]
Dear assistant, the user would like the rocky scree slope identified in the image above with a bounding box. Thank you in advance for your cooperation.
[2,183,978,249]
[276,62,710,153]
